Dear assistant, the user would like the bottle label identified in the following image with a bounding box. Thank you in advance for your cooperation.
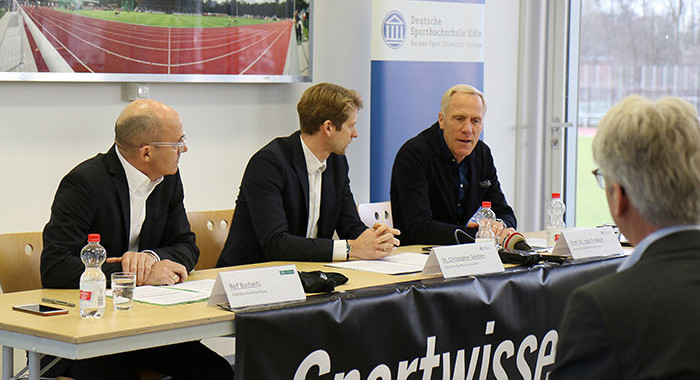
[80,282,105,308]
[80,290,92,301]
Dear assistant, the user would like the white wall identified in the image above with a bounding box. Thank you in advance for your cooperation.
[0,0,521,234]
[484,0,520,214]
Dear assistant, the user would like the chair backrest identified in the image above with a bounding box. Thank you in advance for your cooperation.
[357,201,393,228]
[187,209,234,270]
[0,232,43,293]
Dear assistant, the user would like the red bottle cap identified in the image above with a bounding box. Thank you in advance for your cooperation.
[481,201,491,208]
[87,234,101,242]
[552,193,561,198]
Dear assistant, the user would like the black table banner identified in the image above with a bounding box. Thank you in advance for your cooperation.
[234,256,624,379]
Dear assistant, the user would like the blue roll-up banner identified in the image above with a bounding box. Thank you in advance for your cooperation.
[370,0,485,201]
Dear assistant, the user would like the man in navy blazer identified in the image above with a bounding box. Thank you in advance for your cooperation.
[217,82,400,267]
[41,99,233,379]
[551,96,700,378]
[391,84,516,245]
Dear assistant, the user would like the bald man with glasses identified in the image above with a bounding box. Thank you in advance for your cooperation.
[40,99,234,379]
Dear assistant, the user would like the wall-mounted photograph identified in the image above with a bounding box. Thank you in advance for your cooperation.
[0,0,311,82]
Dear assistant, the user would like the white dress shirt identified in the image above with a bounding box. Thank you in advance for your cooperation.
[300,136,348,261]
[116,148,163,253]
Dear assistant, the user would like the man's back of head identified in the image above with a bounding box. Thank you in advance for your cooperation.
[115,99,171,149]
[297,82,363,135]
[593,95,700,228]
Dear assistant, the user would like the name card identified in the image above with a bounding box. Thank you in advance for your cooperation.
[422,243,504,278]
[551,227,624,259]
[208,265,306,309]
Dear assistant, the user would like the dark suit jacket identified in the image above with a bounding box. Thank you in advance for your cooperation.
[551,230,700,379]
[41,145,199,289]
[390,122,516,245]
[217,131,368,266]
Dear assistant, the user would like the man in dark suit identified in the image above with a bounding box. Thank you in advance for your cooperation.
[217,82,400,267]
[41,99,234,379]
[551,96,700,378]
[390,84,516,245]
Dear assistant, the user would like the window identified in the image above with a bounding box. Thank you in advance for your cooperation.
[574,0,700,226]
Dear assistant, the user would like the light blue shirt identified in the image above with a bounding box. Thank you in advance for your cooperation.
[617,224,700,272]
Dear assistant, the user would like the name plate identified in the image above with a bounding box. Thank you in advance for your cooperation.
[208,265,306,309]
[421,243,504,278]
[552,227,624,259]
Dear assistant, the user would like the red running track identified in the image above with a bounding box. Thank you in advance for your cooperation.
[22,6,292,74]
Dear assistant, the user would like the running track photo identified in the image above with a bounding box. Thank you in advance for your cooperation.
[22,6,293,74]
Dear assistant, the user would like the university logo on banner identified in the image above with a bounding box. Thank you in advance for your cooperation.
[382,11,406,49]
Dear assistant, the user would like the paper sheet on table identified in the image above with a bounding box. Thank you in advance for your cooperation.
[107,279,216,306]
[325,252,429,275]
[169,279,216,294]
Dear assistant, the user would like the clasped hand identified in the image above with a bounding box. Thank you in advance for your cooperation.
[106,251,188,285]
[468,220,516,246]
[348,223,401,260]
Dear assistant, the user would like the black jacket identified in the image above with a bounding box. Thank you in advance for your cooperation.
[552,229,700,379]
[41,145,198,288]
[390,122,516,245]
[217,131,367,266]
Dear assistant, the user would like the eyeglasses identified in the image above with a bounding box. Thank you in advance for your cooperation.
[149,136,187,153]
[591,168,605,189]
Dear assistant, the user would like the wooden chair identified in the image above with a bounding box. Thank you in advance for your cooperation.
[0,228,229,379]
[0,209,234,292]
[187,209,237,367]
[0,232,43,293]
[357,201,393,228]
[187,209,234,270]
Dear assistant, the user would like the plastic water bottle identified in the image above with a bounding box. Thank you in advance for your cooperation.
[546,193,566,249]
[474,201,497,246]
[79,233,106,318]
[467,205,485,228]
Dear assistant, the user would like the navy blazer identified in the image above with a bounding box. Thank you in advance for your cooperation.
[40,145,199,289]
[390,122,516,245]
[216,131,368,266]
[552,230,700,379]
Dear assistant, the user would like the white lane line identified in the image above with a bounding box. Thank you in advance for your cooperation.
[42,10,278,53]
[169,22,288,68]
[239,22,287,74]
[28,10,290,71]
[27,8,167,67]
[23,7,90,71]
[168,27,170,74]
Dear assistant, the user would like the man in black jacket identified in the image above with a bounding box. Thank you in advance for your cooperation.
[41,99,233,379]
[551,95,700,378]
[390,84,516,245]
[217,82,399,267]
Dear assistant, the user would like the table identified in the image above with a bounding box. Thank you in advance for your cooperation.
[0,243,625,380]
[0,253,431,380]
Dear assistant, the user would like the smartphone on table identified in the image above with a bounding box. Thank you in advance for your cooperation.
[12,303,69,316]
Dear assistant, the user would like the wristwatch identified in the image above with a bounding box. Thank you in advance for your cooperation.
[345,240,352,261]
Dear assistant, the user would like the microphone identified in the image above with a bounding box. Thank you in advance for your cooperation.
[502,232,534,252]
[454,229,475,244]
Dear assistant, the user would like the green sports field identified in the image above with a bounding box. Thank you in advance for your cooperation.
[575,134,614,227]
[59,9,274,28]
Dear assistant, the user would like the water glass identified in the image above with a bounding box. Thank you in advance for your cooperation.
[111,272,136,311]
